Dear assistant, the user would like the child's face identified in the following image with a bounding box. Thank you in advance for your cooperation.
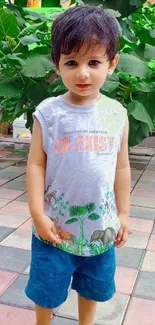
[56,43,119,99]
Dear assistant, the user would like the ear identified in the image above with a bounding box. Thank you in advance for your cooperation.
[108,54,119,76]
[52,61,60,76]
[56,68,60,76]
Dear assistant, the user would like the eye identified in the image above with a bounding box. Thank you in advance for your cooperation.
[65,60,77,66]
[89,60,101,66]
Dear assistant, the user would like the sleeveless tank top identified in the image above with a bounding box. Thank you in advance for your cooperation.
[32,94,127,256]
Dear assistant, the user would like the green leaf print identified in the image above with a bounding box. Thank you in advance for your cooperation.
[88,213,100,221]
[65,218,78,224]
[85,203,95,213]
[69,206,87,217]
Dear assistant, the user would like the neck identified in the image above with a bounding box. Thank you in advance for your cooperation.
[63,91,101,106]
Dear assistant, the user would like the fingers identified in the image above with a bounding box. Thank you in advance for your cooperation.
[115,227,128,248]
[48,232,62,245]
[41,226,62,245]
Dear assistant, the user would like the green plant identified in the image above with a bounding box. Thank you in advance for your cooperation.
[0,0,155,145]
[153,116,155,129]
[101,4,155,146]
[83,0,146,17]
[0,2,66,130]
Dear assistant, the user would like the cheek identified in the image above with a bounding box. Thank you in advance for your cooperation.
[62,70,74,80]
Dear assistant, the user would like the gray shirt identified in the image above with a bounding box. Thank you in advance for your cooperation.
[32,94,127,256]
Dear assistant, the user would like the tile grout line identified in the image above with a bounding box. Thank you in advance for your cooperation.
[130,155,152,195]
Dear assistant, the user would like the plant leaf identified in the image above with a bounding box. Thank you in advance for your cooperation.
[5,54,25,66]
[129,0,143,8]
[21,56,53,78]
[20,34,41,45]
[127,100,153,131]
[88,213,100,221]
[0,77,22,98]
[117,53,150,78]
[128,115,150,147]
[144,44,155,61]
[102,73,119,93]
[138,82,154,93]
[0,9,18,38]
[65,218,78,224]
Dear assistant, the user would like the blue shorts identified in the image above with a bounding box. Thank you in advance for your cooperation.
[25,234,116,309]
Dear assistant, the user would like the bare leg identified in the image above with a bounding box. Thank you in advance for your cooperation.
[35,304,53,325]
[78,294,97,325]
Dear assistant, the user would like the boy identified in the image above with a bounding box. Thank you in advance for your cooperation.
[25,6,131,325]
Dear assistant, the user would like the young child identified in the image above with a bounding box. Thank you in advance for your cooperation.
[25,5,131,325]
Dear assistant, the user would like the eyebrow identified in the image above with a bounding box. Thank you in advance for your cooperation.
[62,55,105,61]
[62,56,76,61]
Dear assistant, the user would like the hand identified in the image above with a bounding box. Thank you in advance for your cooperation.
[115,214,129,248]
[34,214,62,245]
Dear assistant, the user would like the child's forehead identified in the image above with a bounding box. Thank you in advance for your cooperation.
[62,43,107,60]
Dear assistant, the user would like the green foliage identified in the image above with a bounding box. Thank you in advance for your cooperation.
[101,4,155,146]
[82,0,146,17]
[0,3,64,124]
[0,0,155,146]
[153,116,155,129]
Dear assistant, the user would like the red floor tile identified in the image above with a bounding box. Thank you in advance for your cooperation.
[0,305,35,325]
[19,219,32,231]
[129,217,153,233]
[0,179,7,185]
[0,188,24,200]
[1,201,29,216]
[132,188,155,199]
[115,267,138,295]
[0,270,18,295]
[0,152,11,158]
[147,234,155,252]
[123,297,155,325]
[0,199,11,209]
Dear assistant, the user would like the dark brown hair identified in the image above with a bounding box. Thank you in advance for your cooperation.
[51,6,120,66]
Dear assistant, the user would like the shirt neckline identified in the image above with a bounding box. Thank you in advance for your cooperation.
[58,94,103,113]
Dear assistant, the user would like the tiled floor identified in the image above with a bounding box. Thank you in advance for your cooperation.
[0,141,155,325]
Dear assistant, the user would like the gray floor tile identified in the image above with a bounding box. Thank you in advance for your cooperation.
[53,317,78,325]
[0,226,15,241]
[136,181,155,189]
[2,180,26,191]
[146,165,155,171]
[56,290,129,325]
[133,271,155,300]
[130,206,155,220]
[130,163,147,170]
[116,247,144,269]
[0,162,15,170]
[0,274,34,309]
[0,170,22,180]
[16,193,28,202]
[0,245,30,272]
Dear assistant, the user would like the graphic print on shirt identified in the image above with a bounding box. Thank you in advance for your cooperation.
[42,188,117,256]
[54,135,115,155]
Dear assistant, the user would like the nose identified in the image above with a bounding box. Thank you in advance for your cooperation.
[76,66,90,80]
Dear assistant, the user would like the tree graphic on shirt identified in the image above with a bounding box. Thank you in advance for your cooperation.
[66,203,100,256]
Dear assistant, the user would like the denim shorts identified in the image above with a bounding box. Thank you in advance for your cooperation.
[25,234,116,309]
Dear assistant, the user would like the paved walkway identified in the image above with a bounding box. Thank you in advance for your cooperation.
[0,140,155,325]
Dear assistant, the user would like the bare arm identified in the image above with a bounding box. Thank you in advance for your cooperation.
[114,118,131,248]
[27,119,46,220]
[26,119,61,244]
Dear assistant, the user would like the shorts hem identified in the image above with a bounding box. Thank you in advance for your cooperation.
[71,285,116,302]
[25,285,67,309]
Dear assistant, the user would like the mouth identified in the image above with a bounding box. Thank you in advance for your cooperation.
[76,84,91,89]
